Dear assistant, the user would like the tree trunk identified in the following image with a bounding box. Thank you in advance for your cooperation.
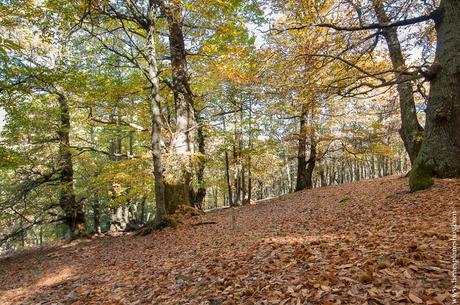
[164,182,189,214]
[320,167,326,187]
[192,114,206,209]
[147,6,167,223]
[57,94,85,238]
[233,113,242,206]
[246,99,253,203]
[139,196,146,223]
[242,162,247,204]
[161,0,196,209]
[372,0,424,164]
[258,180,263,200]
[110,206,127,231]
[295,106,308,191]
[92,203,101,234]
[247,157,252,203]
[410,0,460,191]
[305,116,317,189]
[223,115,233,207]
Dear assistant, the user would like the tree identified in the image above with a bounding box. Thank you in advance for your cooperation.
[277,0,460,190]
[146,1,168,224]
[371,0,424,165]
[0,2,89,237]
[410,0,460,190]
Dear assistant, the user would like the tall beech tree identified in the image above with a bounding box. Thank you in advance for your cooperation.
[146,1,168,224]
[56,92,86,237]
[157,0,198,211]
[410,0,460,190]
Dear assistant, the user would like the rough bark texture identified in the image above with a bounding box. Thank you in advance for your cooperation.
[147,5,167,223]
[372,0,424,165]
[410,0,460,191]
[57,94,85,238]
[164,182,190,214]
[160,0,197,210]
[163,1,195,155]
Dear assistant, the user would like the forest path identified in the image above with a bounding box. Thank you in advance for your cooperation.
[1,176,458,305]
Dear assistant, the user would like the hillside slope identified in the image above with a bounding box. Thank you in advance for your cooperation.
[1,176,458,305]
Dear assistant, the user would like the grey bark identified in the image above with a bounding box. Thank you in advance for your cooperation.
[147,4,167,223]
[410,0,460,190]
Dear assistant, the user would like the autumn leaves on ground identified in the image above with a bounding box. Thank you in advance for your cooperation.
[1,176,458,305]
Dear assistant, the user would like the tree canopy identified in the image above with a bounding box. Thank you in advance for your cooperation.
[0,0,459,252]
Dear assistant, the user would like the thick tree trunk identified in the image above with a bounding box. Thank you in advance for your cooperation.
[164,1,195,154]
[164,182,189,214]
[410,0,460,190]
[57,94,85,238]
[147,6,167,223]
[161,0,197,210]
[110,206,127,231]
[372,0,424,164]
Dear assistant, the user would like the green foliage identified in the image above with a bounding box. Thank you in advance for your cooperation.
[0,0,423,251]
[0,147,26,169]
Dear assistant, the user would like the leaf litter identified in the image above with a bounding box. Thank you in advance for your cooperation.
[0,176,458,305]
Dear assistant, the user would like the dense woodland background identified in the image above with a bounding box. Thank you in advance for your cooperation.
[0,0,459,254]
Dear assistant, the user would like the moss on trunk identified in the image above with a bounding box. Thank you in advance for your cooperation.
[409,158,434,192]
[164,182,190,214]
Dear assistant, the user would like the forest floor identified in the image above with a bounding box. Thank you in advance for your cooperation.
[0,176,459,305]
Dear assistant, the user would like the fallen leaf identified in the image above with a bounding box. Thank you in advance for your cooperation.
[408,293,423,304]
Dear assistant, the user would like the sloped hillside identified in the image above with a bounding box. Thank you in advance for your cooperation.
[1,176,458,305]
